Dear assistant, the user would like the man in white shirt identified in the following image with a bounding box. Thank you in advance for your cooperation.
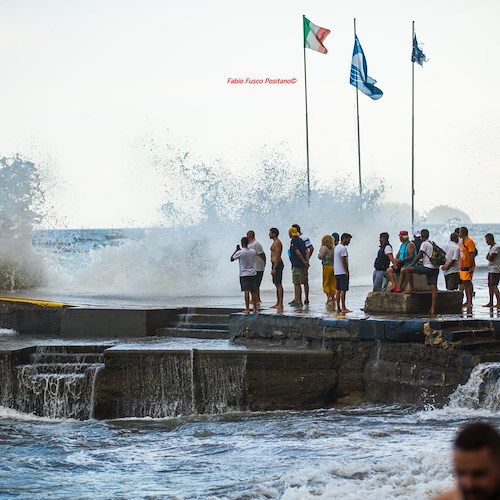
[230,237,258,314]
[441,233,461,291]
[400,229,439,315]
[484,233,500,309]
[334,233,352,313]
[247,230,266,305]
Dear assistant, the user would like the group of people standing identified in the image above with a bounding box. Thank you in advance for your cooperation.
[230,225,500,316]
[372,227,500,315]
[230,225,353,314]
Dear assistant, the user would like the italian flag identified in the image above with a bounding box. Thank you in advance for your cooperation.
[303,16,330,54]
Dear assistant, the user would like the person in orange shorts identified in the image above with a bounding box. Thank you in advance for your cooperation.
[459,226,476,313]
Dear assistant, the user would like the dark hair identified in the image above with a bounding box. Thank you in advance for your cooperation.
[455,422,500,461]
[454,228,460,234]
[341,233,352,240]
[450,233,459,243]
[460,226,469,236]
[421,229,430,239]
[241,237,249,246]
[485,233,494,240]
[292,224,301,233]
[380,232,389,241]
[269,227,279,237]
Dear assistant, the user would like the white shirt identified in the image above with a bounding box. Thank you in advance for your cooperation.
[488,244,500,274]
[233,248,257,277]
[420,240,439,269]
[248,240,265,272]
[441,241,460,275]
[384,244,393,256]
[300,234,313,249]
[334,243,348,275]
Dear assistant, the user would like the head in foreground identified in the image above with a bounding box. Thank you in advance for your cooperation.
[437,422,500,500]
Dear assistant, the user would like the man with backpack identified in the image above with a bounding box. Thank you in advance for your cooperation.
[399,229,443,315]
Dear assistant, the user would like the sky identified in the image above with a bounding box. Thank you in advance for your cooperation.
[0,0,499,228]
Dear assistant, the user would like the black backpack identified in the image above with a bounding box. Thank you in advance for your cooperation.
[428,241,447,266]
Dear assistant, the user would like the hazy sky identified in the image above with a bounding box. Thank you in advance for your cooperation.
[1,0,499,227]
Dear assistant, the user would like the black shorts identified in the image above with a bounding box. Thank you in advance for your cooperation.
[255,271,264,288]
[412,264,439,287]
[272,261,284,285]
[240,275,258,292]
[335,274,349,291]
[489,273,500,287]
[444,272,460,291]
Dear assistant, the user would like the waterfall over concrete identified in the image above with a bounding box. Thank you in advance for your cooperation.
[14,346,105,419]
[448,362,500,411]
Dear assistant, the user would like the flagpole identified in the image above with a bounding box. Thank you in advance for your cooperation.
[411,21,415,235]
[303,15,311,206]
[354,18,362,199]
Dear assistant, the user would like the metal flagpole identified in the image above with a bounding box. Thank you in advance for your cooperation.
[411,21,415,234]
[354,18,362,199]
[303,15,311,206]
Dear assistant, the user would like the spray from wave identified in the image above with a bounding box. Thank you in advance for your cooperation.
[0,155,46,290]
[1,141,423,296]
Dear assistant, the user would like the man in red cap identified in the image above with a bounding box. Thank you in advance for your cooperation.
[387,230,415,292]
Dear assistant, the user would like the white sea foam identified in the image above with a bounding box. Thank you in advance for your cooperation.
[0,328,17,336]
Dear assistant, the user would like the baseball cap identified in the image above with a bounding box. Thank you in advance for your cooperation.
[289,227,299,237]
[414,231,421,238]
[399,230,409,236]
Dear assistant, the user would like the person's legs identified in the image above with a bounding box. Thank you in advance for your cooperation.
[276,283,284,308]
[386,267,397,290]
[430,284,438,315]
[373,270,384,292]
[404,267,415,293]
[304,268,310,304]
[250,290,258,313]
[243,290,250,313]
[463,281,473,312]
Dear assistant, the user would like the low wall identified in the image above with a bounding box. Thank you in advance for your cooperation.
[229,313,500,406]
[94,348,336,418]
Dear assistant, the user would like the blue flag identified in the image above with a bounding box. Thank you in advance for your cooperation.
[411,34,427,66]
[350,35,383,100]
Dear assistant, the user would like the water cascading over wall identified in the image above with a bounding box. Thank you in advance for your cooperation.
[5,346,105,419]
[448,362,500,412]
[95,350,248,419]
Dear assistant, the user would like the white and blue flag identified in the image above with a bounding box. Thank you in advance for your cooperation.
[411,34,427,66]
[349,35,383,100]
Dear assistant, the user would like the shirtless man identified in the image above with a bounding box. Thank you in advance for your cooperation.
[269,227,284,309]
[435,422,500,500]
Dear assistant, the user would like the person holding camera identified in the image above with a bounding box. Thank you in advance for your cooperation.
[230,237,258,314]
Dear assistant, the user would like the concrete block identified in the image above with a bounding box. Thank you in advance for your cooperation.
[61,308,177,338]
[364,291,462,314]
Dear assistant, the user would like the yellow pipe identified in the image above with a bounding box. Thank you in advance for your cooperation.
[0,297,68,308]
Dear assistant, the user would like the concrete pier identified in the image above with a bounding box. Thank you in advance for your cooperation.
[1,295,499,418]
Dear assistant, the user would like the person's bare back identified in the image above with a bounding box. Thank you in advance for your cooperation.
[270,238,283,265]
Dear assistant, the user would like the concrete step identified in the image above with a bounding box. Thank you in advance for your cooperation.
[179,307,240,316]
[31,353,104,364]
[442,328,495,343]
[176,314,230,325]
[173,322,229,331]
[156,327,230,339]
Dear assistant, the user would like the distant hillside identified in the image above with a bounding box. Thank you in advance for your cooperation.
[424,205,472,225]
